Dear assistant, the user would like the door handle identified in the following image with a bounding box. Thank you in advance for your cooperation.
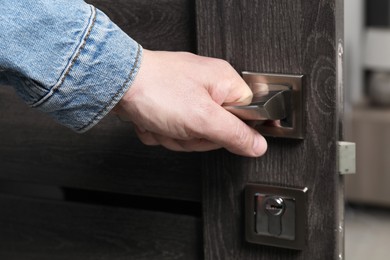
[228,72,304,139]
[225,85,291,121]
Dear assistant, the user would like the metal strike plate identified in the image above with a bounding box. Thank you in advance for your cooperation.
[337,141,356,175]
[242,72,304,139]
[245,184,308,250]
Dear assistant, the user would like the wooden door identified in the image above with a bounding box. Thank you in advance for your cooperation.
[198,0,345,259]
[0,0,344,259]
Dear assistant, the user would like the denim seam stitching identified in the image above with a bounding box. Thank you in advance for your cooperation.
[76,43,142,132]
[31,5,97,108]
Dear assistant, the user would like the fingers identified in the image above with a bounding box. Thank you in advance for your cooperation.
[200,60,267,157]
[135,127,222,152]
[135,106,267,156]
[192,102,268,157]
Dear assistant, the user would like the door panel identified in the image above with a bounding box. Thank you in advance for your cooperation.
[0,194,202,260]
[197,0,344,259]
[87,0,196,51]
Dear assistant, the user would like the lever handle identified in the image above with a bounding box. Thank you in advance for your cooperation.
[225,86,291,121]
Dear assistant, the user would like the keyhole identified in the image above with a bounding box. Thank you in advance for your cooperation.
[264,197,285,236]
[264,197,285,216]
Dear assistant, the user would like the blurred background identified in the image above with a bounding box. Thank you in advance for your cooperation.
[345,0,390,259]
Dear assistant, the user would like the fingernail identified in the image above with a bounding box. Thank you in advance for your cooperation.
[252,135,267,156]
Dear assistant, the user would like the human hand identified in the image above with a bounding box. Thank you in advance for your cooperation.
[114,50,267,157]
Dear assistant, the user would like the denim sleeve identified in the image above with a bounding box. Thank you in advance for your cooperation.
[0,0,142,132]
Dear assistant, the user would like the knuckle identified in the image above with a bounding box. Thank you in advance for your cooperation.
[180,51,197,60]
[211,60,238,83]
[214,59,233,73]
[204,57,230,69]
[215,58,230,67]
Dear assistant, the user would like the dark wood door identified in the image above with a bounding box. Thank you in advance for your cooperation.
[198,0,345,259]
[0,0,344,259]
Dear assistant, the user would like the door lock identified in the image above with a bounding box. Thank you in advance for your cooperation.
[255,194,295,240]
[245,183,308,250]
[226,72,304,139]
[263,196,286,236]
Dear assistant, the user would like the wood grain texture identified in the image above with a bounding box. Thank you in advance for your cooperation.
[0,88,201,202]
[0,194,202,260]
[197,0,343,259]
[86,0,196,51]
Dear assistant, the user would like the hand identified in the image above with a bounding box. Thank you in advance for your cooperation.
[114,50,267,157]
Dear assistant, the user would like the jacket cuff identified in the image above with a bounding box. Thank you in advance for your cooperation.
[35,7,143,133]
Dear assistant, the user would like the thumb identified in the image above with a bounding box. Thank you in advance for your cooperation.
[223,77,253,106]
[203,58,252,105]
[228,84,253,105]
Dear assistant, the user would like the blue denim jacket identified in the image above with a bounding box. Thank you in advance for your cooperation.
[0,0,142,132]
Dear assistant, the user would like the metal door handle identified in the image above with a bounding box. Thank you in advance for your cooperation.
[225,85,291,121]
[225,72,304,139]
